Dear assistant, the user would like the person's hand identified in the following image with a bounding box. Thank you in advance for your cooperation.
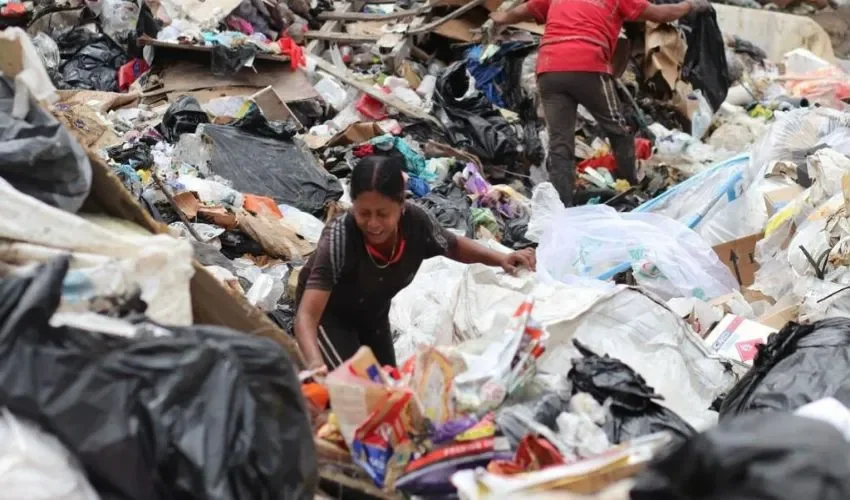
[489,11,510,26]
[303,360,328,379]
[686,0,710,13]
[500,248,537,275]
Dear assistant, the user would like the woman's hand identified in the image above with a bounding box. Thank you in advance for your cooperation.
[500,248,537,275]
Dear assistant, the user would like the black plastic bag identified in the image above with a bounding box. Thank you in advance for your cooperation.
[719,319,850,419]
[211,44,258,77]
[432,61,520,165]
[500,212,535,250]
[106,142,154,168]
[650,1,729,111]
[201,124,343,217]
[160,95,210,143]
[54,28,128,92]
[231,103,301,140]
[631,412,850,500]
[413,182,474,238]
[0,75,92,213]
[568,340,695,444]
[0,257,317,500]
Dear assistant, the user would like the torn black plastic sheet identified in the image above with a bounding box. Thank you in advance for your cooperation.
[432,61,521,165]
[0,74,92,213]
[201,124,343,217]
[720,319,850,418]
[632,412,850,500]
[568,340,696,444]
[0,257,317,500]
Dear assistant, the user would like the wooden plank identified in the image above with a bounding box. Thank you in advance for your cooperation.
[312,57,440,126]
[304,30,382,43]
[388,16,425,72]
[406,0,487,35]
[138,36,290,63]
[317,5,429,21]
[306,1,353,56]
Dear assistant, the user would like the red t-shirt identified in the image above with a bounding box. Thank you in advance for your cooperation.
[527,0,649,75]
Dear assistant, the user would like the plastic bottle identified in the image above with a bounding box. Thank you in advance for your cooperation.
[689,90,713,140]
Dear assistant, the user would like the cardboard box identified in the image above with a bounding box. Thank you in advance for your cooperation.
[712,233,764,287]
[759,305,799,330]
[764,185,804,217]
[704,314,777,365]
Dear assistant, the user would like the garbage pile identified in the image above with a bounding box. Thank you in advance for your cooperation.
[6,0,850,497]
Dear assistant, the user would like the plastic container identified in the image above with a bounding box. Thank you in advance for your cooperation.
[689,90,713,140]
[356,94,388,120]
[314,76,349,110]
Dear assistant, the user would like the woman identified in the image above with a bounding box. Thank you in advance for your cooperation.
[295,155,536,372]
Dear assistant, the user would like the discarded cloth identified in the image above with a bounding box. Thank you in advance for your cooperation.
[465,42,537,108]
[414,182,474,237]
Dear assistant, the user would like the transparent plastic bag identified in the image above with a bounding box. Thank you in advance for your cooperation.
[100,0,140,42]
[537,205,738,300]
[31,33,60,72]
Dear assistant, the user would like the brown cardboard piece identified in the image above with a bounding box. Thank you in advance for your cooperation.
[759,304,800,329]
[764,184,805,217]
[712,233,763,288]
[146,59,318,104]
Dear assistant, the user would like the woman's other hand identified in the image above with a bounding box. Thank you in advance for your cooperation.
[500,248,537,274]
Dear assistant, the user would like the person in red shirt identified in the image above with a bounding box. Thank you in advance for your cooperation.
[491,0,710,206]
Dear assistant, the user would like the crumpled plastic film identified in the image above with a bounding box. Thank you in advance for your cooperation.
[537,204,738,300]
[441,264,738,431]
[0,408,100,500]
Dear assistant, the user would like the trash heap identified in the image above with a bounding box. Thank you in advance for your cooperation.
[6,0,850,498]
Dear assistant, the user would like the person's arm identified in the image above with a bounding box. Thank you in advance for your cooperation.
[448,237,537,273]
[293,216,347,370]
[449,236,506,266]
[490,4,537,26]
[295,289,330,370]
[636,2,690,22]
[634,0,709,23]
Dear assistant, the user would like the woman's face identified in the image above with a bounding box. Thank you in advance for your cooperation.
[352,191,403,246]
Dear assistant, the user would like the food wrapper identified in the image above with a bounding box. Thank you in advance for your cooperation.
[412,347,456,425]
[351,390,417,489]
[454,296,549,413]
[488,435,565,475]
[396,437,513,496]
[456,413,496,442]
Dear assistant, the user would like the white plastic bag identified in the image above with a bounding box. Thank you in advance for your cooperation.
[525,182,563,243]
[0,409,99,500]
[537,205,738,301]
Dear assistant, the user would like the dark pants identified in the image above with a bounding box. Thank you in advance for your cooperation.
[315,312,397,370]
[538,71,637,207]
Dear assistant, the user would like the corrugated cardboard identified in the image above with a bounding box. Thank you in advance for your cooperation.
[712,233,764,287]
[759,305,800,329]
[764,185,804,217]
